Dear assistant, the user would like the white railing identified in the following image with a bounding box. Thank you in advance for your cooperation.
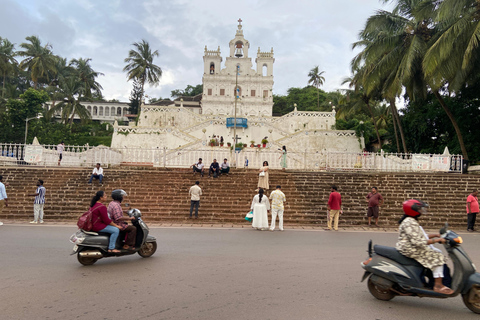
[0,143,463,173]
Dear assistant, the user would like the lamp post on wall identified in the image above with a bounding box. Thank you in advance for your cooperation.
[25,114,43,145]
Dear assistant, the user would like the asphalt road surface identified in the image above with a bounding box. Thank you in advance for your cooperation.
[1,225,480,320]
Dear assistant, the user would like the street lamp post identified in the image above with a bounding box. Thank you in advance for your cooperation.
[25,114,43,145]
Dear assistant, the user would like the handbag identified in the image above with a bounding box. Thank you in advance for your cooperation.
[245,210,253,221]
[259,171,265,177]
[77,206,100,231]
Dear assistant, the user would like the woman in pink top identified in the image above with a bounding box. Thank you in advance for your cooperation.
[90,190,122,253]
[466,189,478,232]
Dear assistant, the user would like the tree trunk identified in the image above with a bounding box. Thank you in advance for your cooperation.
[365,100,382,149]
[389,99,407,153]
[2,71,5,98]
[317,86,320,111]
[389,102,400,153]
[434,91,469,160]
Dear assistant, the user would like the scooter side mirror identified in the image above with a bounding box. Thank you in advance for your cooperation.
[439,222,449,235]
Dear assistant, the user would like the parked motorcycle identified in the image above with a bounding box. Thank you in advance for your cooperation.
[70,208,157,265]
[361,224,480,314]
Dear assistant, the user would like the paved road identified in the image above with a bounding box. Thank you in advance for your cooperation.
[1,225,479,320]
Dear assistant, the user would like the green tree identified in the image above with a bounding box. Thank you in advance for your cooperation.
[307,66,325,111]
[171,84,203,98]
[123,40,162,98]
[0,37,18,99]
[70,58,104,100]
[0,88,49,143]
[17,36,57,89]
[128,79,142,115]
[46,76,90,125]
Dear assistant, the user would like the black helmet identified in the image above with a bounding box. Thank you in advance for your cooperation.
[111,189,127,202]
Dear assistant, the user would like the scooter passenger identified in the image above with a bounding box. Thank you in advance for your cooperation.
[90,190,122,253]
[396,199,454,295]
[108,189,136,250]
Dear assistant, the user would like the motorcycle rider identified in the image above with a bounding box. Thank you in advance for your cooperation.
[107,189,136,250]
[396,199,454,295]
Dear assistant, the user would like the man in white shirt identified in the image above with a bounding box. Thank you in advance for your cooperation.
[191,158,205,177]
[29,179,46,224]
[88,163,104,185]
[220,158,230,176]
[0,175,8,226]
[189,181,202,219]
[57,142,64,166]
[269,185,286,231]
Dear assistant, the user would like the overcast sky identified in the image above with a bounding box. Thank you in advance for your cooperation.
[1,0,394,102]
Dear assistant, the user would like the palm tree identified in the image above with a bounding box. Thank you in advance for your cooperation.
[307,66,325,110]
[424,0,480,91]
[70,58,104,100]
[352,0,469,159]
[123,40,162,99]
[0,37,18,98]
[17,36,57,89]
[46,76,90,125]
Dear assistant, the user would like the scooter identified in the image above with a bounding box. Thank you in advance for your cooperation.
[70,208,157,266]
[361,224,480,314]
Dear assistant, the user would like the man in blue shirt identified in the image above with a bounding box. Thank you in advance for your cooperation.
[29,179,46,224]
[209,159,220,178]
[0,175,8,226]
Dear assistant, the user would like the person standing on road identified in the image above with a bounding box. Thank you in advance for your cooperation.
[29,179,46,224]
[189,181,202,219]
[0,175,8,226]
[269,185,286,231]
[366,187,384,227]
[57,141,64,166]
[466,189,478,232]
[251,188,270,230]
[326,185,342,231]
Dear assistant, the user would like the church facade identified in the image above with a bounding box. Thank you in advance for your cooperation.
[110,20,362,164]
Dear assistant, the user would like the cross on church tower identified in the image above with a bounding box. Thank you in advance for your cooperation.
[238,18,242,25]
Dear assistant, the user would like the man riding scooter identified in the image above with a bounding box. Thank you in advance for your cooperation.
[107,189,136,251]
[396,199,454,294]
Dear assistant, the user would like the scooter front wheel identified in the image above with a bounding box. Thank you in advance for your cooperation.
[138,241,157,258]
[462,286,480,314]
[77,253,98,266]
[368,276,395,301]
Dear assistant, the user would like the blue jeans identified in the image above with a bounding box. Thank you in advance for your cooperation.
[100,225,119,250]
[89,174,103,183]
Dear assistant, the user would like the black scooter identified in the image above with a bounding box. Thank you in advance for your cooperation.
[70,208,157,265]
[361,224,480,314]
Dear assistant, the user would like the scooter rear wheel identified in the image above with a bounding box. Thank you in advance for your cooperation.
[462,287,480,314]
[368,276,395,301]
[138,241,157,258]
[77,253,98,266]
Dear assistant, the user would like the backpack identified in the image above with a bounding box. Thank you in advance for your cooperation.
[77,207,99,231]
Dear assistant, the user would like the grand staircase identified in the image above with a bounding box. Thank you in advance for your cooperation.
[0,167,477,229]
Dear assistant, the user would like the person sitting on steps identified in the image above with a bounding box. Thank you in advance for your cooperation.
[209,159,220,178]
[191,158,205,177]
[88,163,104,185]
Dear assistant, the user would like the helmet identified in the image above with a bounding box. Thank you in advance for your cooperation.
[403,199,428,217]
[111,189,127,202]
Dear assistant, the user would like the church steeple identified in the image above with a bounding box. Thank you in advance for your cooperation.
[229,18,250,58]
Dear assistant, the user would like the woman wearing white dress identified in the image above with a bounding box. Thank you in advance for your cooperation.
[251,188,270,230]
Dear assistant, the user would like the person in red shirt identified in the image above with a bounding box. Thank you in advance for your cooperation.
[326,185,342,231]
[366,187,384,227]
[90,190,122,253]
[466,189,478,232]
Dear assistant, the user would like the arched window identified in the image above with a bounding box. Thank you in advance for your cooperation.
[87,106,92,113]
[105,107,109,116]
[93,106,98,116]
[117,107,121,116]
[210,62,215,74]
[263,64,268,76]
[123,107,128,115]
[99,106,103,116]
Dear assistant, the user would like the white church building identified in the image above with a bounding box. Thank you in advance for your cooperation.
[110,20,361,167]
